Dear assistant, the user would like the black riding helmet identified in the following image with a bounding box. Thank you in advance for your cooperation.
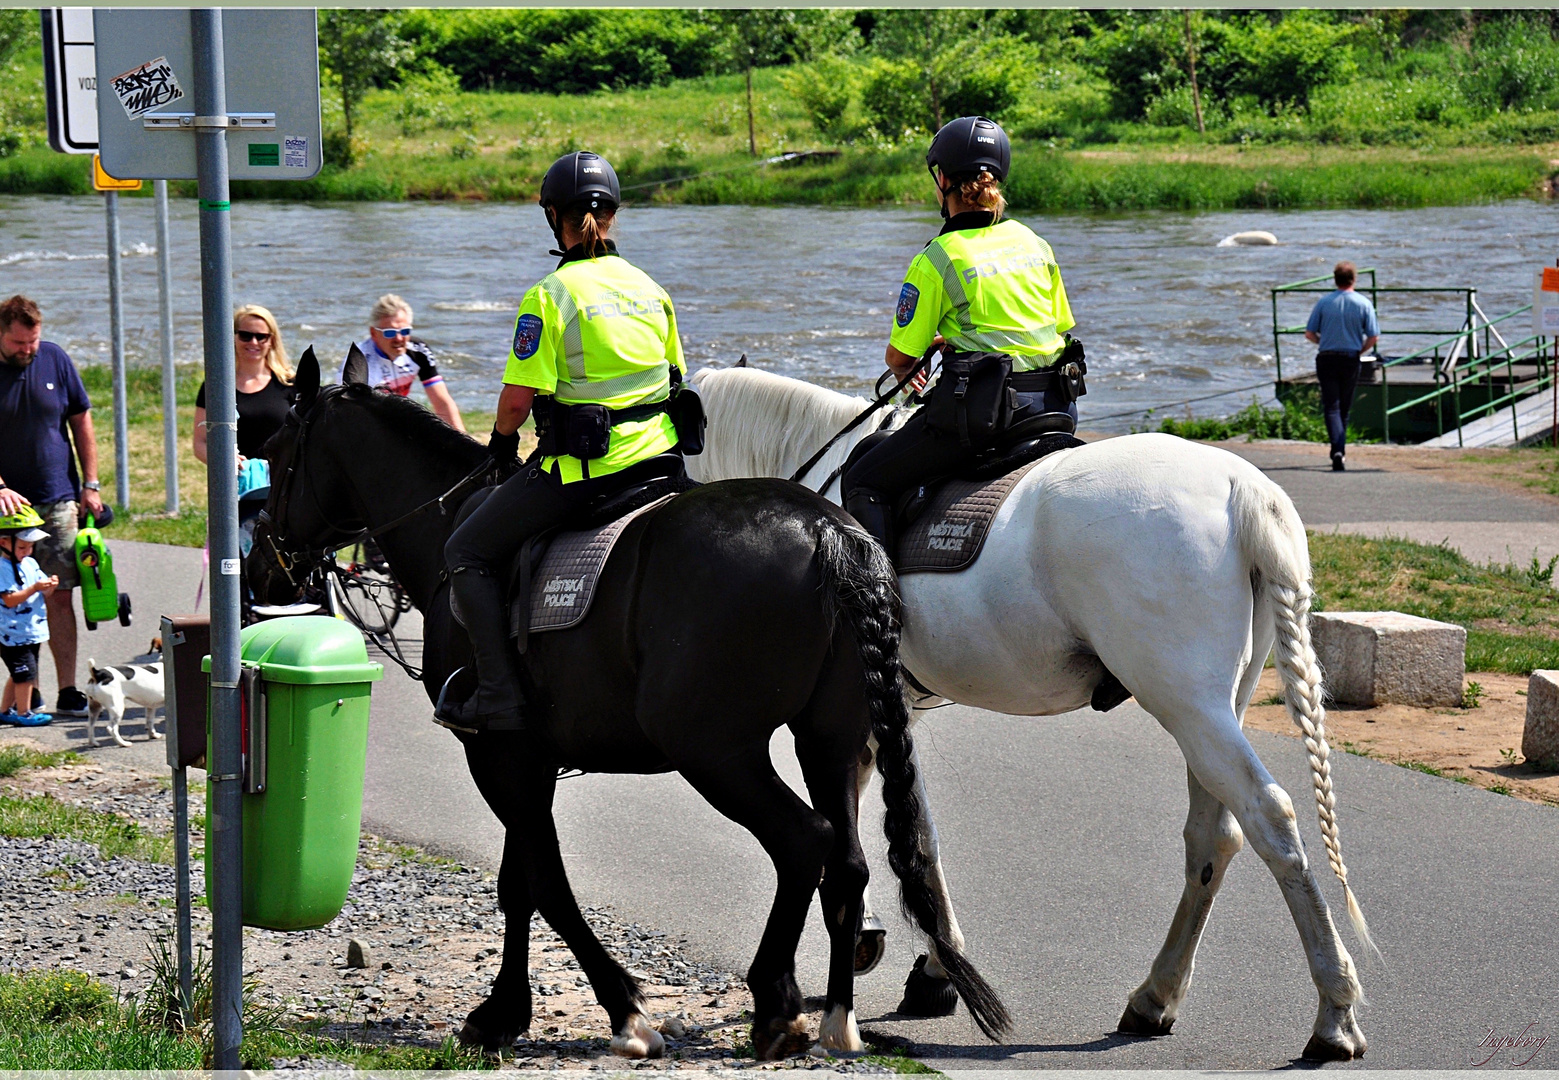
[926,116,1010,218]
[540,151,620,245]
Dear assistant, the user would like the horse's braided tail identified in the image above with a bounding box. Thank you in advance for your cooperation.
[1235,477,1379,962]
[814,516,1011,1042]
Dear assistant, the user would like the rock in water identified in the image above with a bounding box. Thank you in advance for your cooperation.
[346,938,371,969]
[1217,230,1279,247]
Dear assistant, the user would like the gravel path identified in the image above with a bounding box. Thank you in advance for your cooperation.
[1,746,896,1072]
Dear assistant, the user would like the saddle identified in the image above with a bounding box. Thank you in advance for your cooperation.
[843,412,1084,574]
[449,454,696,647]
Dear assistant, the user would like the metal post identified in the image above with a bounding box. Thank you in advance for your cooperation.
[104,191,129,512]
[171,763,194,1027]
[155,179,179,515]
[191,9,243,1069]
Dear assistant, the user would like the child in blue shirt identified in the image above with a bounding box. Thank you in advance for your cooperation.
[1,513,58,726]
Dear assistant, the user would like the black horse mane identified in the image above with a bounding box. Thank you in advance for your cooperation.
[328,384,488,470]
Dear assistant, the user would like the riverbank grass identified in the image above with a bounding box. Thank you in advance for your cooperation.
[1308,530,1559,673]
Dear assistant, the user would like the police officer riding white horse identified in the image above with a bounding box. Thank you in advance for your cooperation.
[842,116,1087,554]
[690,117,1377,1062]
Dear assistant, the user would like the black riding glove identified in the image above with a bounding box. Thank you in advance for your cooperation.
[488,427,521,467]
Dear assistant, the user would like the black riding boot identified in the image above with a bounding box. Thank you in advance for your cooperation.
[845,487,896,557]
[436,566,526,733]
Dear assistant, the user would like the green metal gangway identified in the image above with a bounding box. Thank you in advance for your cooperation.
[1271,270,1556,445]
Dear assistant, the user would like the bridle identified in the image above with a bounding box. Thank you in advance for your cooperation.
[254,386,496,594]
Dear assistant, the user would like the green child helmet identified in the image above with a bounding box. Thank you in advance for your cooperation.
[0,504,49,542]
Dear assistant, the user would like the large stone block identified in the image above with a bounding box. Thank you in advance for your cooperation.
[1311,611,1466,708]
[1522,671,1559,768]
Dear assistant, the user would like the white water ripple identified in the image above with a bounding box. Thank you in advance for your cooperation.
[1,242,157,266]
[430,300,511,312]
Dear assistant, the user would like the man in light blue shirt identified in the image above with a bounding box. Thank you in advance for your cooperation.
[1305,261,1379,471]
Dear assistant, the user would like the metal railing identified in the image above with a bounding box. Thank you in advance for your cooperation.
[1271,269,1485,384]
[1379,307,1554,444]
[1272,271,1554,444]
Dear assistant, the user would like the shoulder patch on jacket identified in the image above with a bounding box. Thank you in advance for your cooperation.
[512,314,544,360]
[895,283,920,328]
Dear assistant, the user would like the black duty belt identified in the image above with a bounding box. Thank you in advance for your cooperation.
[1009,369,1059,392]
[545,398,670,426]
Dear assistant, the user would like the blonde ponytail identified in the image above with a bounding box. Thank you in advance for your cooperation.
[958,174,1006,221]
[563,207,616,257]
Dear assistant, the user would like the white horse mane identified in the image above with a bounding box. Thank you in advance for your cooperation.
[691,367,885,491]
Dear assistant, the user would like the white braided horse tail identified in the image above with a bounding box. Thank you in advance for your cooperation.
[1233,471,1379,961]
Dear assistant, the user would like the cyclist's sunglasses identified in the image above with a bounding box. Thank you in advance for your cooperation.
[376,326,414,338]
[235,330,272,343]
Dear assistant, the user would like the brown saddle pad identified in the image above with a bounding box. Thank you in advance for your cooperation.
[525,494,676,633]
[896,459,1042,574]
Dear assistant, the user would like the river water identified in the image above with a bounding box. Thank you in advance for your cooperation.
[1,194,1553,430]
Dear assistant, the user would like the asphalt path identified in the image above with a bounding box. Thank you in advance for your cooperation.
[20,452,1559,1069]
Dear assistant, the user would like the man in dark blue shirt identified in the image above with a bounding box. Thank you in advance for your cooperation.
[1305,261,1380,472]
[0,295,106,717]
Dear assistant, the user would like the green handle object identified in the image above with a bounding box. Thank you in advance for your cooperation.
[74,514,120,623]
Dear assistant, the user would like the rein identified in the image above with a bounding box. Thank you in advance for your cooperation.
[788,347,935,488]
[259,389,496,592]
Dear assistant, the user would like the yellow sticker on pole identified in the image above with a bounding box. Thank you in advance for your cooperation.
[91,154,142,192]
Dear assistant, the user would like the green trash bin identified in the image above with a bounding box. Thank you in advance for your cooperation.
[204,616,384,930]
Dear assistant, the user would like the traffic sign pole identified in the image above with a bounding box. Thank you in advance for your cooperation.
[103,190,129,512]
[155,179,178,515]
[189,8,244,1069]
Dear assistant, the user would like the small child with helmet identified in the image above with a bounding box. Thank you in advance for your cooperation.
[0,505,58,726]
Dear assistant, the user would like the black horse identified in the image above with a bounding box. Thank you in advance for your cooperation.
[247,349,1008,1059]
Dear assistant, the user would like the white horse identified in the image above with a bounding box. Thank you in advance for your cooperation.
[688,365,1378,1062]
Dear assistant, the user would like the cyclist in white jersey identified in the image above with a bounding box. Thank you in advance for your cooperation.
[342,293,465,431]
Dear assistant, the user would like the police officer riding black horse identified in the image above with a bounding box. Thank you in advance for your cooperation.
[436,151,698,734]
[843,116,1086,555]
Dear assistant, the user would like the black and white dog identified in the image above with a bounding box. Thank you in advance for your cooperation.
[85,646,166,749]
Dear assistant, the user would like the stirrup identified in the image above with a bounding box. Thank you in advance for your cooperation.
[432,666,526,734]
[432,668,481,734]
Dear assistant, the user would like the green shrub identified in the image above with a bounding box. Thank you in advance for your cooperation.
[860,57,928,139]
[394,65,473,136]
[1467,17,1559,112]
[401,9,723,94]
[1154,396,1332,442]
[0,970,113,1025]
[781,55,858,139]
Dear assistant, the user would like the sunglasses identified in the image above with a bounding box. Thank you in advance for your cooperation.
[376,327,414,339]
[236,330,272,343]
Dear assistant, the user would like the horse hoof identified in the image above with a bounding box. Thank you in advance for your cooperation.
[854,927,887,976]
[611,1013,665,1059]
[1117,1002,1174,1037]
[818,1004,863,1053]
[753,1016,811,1060]
[898,953,958,1017]
[458,1018,519,1052]
[1302,1033,1363,1061]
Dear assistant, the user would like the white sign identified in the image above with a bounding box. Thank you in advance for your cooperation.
[109,56,185,118]
[41,8,97,154]
[94,9,322,182]
[1535,269,1559,339]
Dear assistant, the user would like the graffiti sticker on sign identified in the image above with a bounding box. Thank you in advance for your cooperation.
[109,56,184,118]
